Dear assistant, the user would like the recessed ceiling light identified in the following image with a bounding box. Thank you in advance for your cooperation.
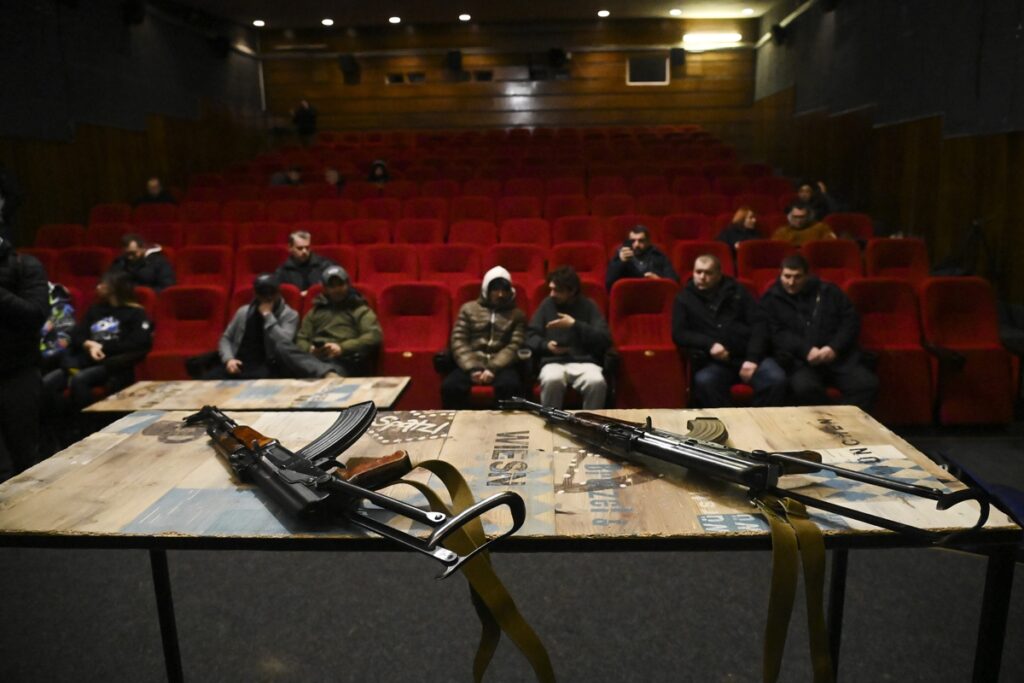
[389,16,401,24]
[669,9,682,17]
[742,8,755,15]
[597,10,610,18]
[252,19,265,27]
[321,18,334,26]
[459,14,471,22]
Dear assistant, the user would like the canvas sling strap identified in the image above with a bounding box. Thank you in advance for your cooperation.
[753,493,833,683]
[398,459,556,683]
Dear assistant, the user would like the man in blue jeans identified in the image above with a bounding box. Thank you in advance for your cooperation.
[672,254,786,407]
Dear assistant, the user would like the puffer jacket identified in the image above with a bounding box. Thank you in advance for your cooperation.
[450,267,526,372]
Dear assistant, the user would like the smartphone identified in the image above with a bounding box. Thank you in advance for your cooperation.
[312,340,326,349]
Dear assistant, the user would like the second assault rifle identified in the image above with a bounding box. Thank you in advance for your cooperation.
[499,398,989,540]
[185,402,525,577]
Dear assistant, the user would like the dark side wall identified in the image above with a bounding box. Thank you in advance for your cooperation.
[0,0,264,242]
[755,0,1024,135]
[751,0,1024,303]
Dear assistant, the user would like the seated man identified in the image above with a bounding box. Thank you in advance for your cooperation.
[605,224,678,290]
[281,266,381,378]
[526,266,610,409]
[672,254,786,408]
[772,203,836,246]
[762,254,878,410]
[275,230,335,293]
[442,266,526,409]
[206,274,299,380]
[106,233,176,292]
[134,177,177,206]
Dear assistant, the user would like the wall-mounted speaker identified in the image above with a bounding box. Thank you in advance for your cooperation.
[339,54,361,85]
[669,47,686,69]
[445,50,463,72]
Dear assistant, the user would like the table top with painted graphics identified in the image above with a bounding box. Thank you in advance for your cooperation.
[82,377,410,412]
[0,406,1017,551]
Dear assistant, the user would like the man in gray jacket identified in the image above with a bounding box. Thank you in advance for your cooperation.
[206,274,299,379]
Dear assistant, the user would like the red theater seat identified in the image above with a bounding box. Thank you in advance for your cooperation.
[317,245,358,282]
[419,244,483,295]
[609,279,686,408]
[736,240,797,292]
[357,244,418,289]
[547,177,586,196]
[825,213,874,242]
[178,201,221,224]
[545,194,589,221]
[21,248,57,277]
[359,197,402,222]
[35,223,86,249]
[500,218,551,247]
[845,278,933,425]
[484,244,547,291]
[504,177,545,198]
[85,223,133,249]
[590,194,635,217]
[662,214,712,244]
[312,198,358,223]
[402,197,448,224]
[679,194,731,216]
[448,220,498,247]
[377,283,452,410]
[920,277,1016,425]
[222,200,266,223]
[291,221,340,244]
[462,179,502,199]
[339,219,391,245]
[137,223,183,250]
[394,218,446,244]
[234,245,287,291]
[236,222,292,246]
[550,242,607,285]
[450,196,497,223]
[142,285,227,380]
[672,241,735,278]
[865,238,930,285]
[132,203,179,224]
[552,216,604,244]
[803,239,863,286]
[89,203,132,225]
[265,199,311,223]
[421,179,460,198]
[55,248,113,294]
[181,222,235,247]
[176,246,234,289]
[497,196,543,223]
[381,180,419,200]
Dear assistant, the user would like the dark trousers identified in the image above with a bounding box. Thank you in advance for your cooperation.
[203,362,273,380]
[0,366,42,481]
[441,367,523,410]
[692,358,787,408]
[788,355,879,411]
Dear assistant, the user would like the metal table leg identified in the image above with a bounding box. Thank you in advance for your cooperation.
[827,548,849,680]
[972,546,1016,682]
[149,549,184,682]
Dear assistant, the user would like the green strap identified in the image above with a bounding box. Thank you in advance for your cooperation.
[400,459,555,683]
[753,495,834,683]
[753,495,800,683]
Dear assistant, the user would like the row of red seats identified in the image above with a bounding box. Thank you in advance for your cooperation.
[123,276,1015,426]
[24,238,930,307]
[87,190,802,227]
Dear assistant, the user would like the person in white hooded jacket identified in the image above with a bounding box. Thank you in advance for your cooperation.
[441,266,527,409]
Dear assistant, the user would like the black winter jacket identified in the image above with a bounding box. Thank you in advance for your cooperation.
[526,295,611,367]
[0,249,49,376]
[70,303,153,372]
[275,253,336,292]
[605,246,678,290]
[761,276,860,363]
[108,248,176,292]
[672,277,767,366]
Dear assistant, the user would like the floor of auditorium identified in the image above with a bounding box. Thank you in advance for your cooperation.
[1,420,1022,682]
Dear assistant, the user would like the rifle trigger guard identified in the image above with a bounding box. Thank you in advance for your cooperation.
[429,492,527,579]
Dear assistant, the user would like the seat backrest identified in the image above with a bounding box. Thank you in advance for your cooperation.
[671,176,711,196]
[35,223,86,249]
[462,178,502,199]
[734,193,781,216]
[359,197,402,221]
[236,222,292,246]
[222,200,266,223]
[339,219,392,245]
[176,246,234,287]
[499,218,551,247]
[265,199,312,223]
[608,279,678,347]
[824,212,874,241]
[483,244,547,289]
[291,220,340,245]
[341,181,381,201]
[178,201,221,224]
[311,198,358,222]
[712,175,751,196]
[317,245,359,282]
[844,278,922,348]
[358,244,419,288]
[504,177,545,198]
[85,223,133,249]
[547,177,586,196]
[544,194,589,220]
[89,203,132,225]
[803,239,863,285]
[920,276,1002,347]
[381,179,420,200]
[133,203,179,225]
[635,193,681,217]
[752,176,794,197]
[590,193,636,217]
[552,216,605,244]
[181,221,235,247]
[662,213,712,244]
[234,245,287,289]
[497,196,543,223]
[450,196,496,223]
[448,220,498,247]
[136,223,183,250]
[679,194,731,216]
[421,179,460,198]
[402,197,448,223]
[864,238,930,283]
[392,218,445,245]
[378,282,451,351]
[736,239,796,291]
[588,175,628,197]
[153,285,227,350]
[549,242,607,284]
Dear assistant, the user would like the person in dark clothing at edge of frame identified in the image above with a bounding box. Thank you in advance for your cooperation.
[0,236,49,481]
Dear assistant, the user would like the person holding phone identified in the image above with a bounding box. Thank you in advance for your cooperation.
[605,224,678,291]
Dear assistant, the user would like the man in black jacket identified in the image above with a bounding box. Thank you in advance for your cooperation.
[0,237,49,480]
[762,254,877,410]
[526,266,611,409]
[274,230,336,293]
[605,224,678,291]
[672,254,786,408]
[107,233,176,292]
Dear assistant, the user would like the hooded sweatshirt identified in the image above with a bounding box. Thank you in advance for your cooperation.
[450,266,527,372]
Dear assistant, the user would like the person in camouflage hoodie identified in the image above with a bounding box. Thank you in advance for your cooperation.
[40,282,76,373]
[441,266,526,409]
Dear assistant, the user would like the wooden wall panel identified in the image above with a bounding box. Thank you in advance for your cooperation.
[754,89,1024,303]
[0,106,263,245]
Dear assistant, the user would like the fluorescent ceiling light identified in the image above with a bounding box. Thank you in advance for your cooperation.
[597,10,610,18]
[743,8,755,15]
[321,18,334,26]
[670,9,682,17]
[252,20,265,27]
[459,14,471,22]
[389,16,402,24]
[682,32,743,51]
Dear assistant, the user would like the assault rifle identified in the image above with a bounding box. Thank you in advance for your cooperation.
[499,398,989,540]
[185,402,525,577]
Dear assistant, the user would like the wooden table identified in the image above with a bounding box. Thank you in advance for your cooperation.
[0,406,1018,681]
[82,377,410,412]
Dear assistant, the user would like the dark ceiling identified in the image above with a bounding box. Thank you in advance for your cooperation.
[173,1,775,29]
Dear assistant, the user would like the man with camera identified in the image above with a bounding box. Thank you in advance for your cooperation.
[605,224,678,290]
